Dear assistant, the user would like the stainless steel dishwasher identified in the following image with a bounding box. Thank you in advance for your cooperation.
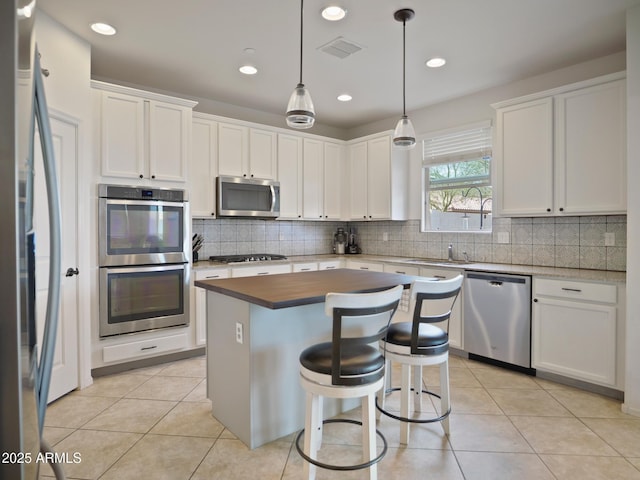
[463,272,533,372]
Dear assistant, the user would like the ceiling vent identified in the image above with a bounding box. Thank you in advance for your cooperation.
[318,36,364,59]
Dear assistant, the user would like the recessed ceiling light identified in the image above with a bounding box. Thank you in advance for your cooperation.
[426,57,446,68]
[90,22,117,36]
[239,65,258,75]
[337,94,352,102]
[321,6,347,21]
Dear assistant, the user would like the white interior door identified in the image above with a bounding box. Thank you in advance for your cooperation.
[34,114,79,402]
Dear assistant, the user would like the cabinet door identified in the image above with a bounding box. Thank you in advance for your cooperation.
[302,138,324,220]
[249,128,277,179]
[190,117,218,217]
[100,91,145,179]
[277,134,303,219]
[532,296,617,386]
[194,268,229,345]
[323,142,342,220]
[555,79,626,214]
[218,123,248,177]
[367,135,392,219]
[349,141,368,220]
[148,101,189,182]
[495,97,554,216]
[419,267,464,350]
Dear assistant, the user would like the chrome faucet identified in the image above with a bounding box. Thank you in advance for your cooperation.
[448,243,454,262]
[462,187,492,230]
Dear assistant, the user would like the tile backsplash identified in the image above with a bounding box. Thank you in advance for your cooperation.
[192,215,626,271]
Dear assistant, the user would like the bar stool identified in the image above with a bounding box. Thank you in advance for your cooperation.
[377,275,463,444]
[296,285,404,480]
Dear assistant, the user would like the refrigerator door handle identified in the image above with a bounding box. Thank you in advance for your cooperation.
[33,47,62,433]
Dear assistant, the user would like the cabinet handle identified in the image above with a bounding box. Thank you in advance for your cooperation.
[151,175,156,179]
[434,275,446,280]
[211,212,215,216]
[533,298,538,302]
[139,174,144,179]
[360,267,369,270]
[561,287,582,293]
[141,345,157,351]
[325,266,335,269]
[395,271,406,274]
[206,275,221,279]
[363,216,367,219]
[257,272,269,275]
[546,208,551,212]
[300,268,311,271]
[559,207,564,212]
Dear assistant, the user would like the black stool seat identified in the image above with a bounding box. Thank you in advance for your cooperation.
[385,322,448,353]
[300,342,384,377]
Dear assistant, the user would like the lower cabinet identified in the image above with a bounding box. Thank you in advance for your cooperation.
[532,277,621,388]
[102,332,189,364]
[194,267,230,346]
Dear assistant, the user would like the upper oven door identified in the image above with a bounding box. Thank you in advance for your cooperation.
[99,197,189,266]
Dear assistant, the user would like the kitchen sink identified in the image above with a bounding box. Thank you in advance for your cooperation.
[404,258,470,267]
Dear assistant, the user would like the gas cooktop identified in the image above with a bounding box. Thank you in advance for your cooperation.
[209,254,288,263]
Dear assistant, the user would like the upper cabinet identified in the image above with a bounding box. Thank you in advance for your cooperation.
[190,114,218,217]
[218,123,277,180]
[348,133,409,220]
[493,73,626,216]
[277,133,304,219]
[302,139,343,220]
[93,81,197,183]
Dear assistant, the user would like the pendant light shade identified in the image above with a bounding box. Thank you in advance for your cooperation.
[286,0,315,129]
[393,8,416,149]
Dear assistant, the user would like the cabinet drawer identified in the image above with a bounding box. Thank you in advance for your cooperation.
[195,268,229,281]
[383,264,420,276]
[231,264,292,277]
[420,267,464,280]
[534,278,616,304]
[103,332,188,364]
[318,260,342,270]
[347,260,384,272]
[293,262,318,272]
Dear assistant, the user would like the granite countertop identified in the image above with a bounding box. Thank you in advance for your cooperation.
[193,254,626,283]
[195,268,416,309]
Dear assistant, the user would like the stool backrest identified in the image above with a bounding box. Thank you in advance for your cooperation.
[409,275,464,354]
[325,285,404,386]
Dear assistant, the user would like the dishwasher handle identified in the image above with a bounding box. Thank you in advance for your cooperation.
[489,280,503,287]
[466,272,529,284]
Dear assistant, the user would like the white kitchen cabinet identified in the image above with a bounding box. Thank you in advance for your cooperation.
[532,277,621,388]
[194,267,229,346]
[292,262,318,273]
[102,332,189,364]
[94,81,195,183]
[493,73,626,216]
[302,138,343,220]
[218,123,277,180]
[346,259,384,272]
[348,133,408,220]
[277,133,303,219]
[419,267,464,350]
[231,263,292,278]
[190,114,218,217]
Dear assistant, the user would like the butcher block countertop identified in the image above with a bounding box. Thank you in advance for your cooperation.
[195,268,418,309]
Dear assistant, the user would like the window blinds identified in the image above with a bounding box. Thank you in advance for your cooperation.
[422,121,492,166]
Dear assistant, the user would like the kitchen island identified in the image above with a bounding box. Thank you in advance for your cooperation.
[195,268,418,449]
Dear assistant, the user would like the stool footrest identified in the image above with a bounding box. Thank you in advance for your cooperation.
[295,418,388,471]
[376,387,451,424]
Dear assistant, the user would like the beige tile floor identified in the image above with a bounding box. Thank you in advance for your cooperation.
[39,354,640,479]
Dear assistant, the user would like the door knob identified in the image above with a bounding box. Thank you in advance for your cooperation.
[65,267,79,277]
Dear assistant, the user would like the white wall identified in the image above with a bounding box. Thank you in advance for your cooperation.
[35,12,93,390]
[624,5,640,416]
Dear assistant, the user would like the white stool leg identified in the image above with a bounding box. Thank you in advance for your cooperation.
[439,357,450,435]
[400,363,411,445]
[362,393,377,480]
[413,365,423,413]
[377,357,391,418]
[304,392,321,480]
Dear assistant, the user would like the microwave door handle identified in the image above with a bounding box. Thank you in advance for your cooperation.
[270,185,276,212]
[34,48,62,433]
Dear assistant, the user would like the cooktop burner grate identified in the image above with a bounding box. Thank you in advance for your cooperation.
[209,254,287,263]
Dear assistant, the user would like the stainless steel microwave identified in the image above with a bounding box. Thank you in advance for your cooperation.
[216,176,280,218]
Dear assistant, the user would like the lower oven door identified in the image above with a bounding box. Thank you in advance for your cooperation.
[99,263,190,337]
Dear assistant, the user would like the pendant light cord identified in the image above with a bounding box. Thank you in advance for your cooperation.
[299,0,304,86]
[402,18,407,116]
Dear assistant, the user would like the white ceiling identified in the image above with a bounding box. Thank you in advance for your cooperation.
[38,0,639,130]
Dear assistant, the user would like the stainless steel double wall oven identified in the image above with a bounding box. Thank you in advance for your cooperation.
[98,184,190,337]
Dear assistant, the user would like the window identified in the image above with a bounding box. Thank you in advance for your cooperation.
[422,122,493,232]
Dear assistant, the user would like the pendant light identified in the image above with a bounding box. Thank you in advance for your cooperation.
[392,8,416,149]
[286,0,315,129]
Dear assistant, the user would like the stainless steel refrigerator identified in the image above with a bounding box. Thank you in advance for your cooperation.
[1,1,63,478]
